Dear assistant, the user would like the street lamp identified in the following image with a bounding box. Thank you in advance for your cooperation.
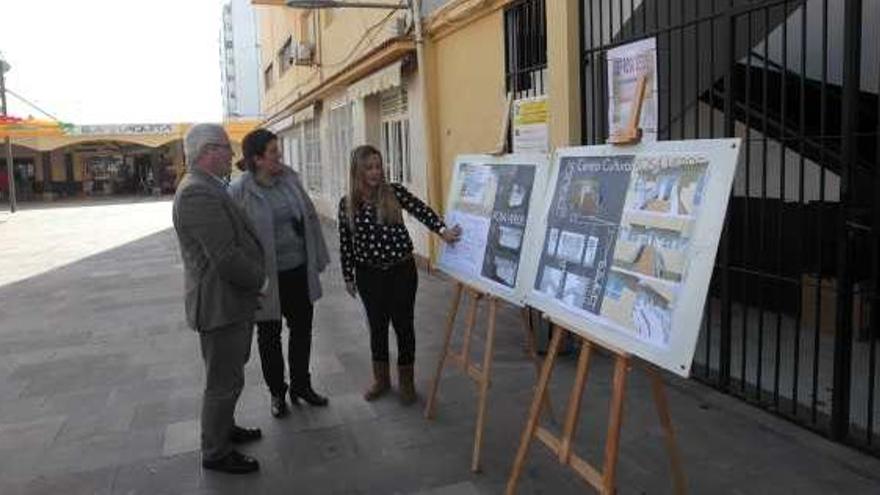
[0,52,15,214]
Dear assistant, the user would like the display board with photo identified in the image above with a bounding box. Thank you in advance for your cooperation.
[438,154,550,305]
[525,140,741,377]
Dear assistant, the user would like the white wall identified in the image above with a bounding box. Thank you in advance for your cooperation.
[221,0,262,118]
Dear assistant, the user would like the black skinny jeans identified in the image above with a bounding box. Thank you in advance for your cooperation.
[256,265,313,396]
[355,257,418,366]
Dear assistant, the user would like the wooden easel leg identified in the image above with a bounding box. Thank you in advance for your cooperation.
[520,308,555,421]
[505,324,564,495]
[471,297,498,473]
[559,339,592,463]
[460,289,482,371]
[600,354,630,495]
[648,367,687,495]
[424,283,464,419]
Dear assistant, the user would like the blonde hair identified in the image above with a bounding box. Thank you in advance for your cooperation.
[346,145,402,227]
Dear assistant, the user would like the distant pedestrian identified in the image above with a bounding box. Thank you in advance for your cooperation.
[172,123,266,474]
[338,145,461,405]
[230,129,331,418]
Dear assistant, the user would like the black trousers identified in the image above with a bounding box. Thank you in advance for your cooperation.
[256,265,313,397]
[356,257,418,366]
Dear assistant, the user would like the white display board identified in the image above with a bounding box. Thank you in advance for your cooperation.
[437,154,550,305]
[523,139,742,377]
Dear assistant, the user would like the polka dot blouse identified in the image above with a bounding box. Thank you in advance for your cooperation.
[338,183,445,282]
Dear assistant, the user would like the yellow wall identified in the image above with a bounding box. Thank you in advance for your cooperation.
[546,0,582,148]
[73,153,84,181]
[431,11,507,204]
[258,5,405,119]
[50,150,65,181]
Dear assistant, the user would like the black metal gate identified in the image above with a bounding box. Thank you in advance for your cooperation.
[580,0,880,455]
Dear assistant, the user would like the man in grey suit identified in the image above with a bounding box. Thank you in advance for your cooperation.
[173,123,267,474]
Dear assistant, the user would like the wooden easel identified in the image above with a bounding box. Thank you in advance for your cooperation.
[506,79,685,493]
[424,281,554,473]
[504,322,686,494]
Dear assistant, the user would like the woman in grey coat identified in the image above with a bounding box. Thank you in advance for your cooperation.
[230,129,331,417]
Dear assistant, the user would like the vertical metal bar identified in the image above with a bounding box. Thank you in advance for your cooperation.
[580,0,588,144]
[639,0,644,35]
[811,0,828,427]
[679,0,686,138]
[710,1,717,137]
[600,0,608,142]
[756,6,770,404]
[831,0,860,442]
[0,63,15,214]
[869,11,880,445]
[608,0,614,45]
[589,2,599,143]
[719,4,737,391]
[741,9,753,394]
[694,1,701,138]
[774,1,789,410]
[706,293,714,379]
[655,0,660,32]
[540,0,547,96]
[793,0,807,417]
[666,0,673,139]
[618,0,625,39]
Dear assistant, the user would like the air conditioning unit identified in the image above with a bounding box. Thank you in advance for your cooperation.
[292,41,314,66]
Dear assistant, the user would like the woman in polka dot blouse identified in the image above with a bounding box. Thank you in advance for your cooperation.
[338,144,461,405]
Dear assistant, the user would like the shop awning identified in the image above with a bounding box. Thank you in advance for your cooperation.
[347,60,403,99]
[0,116,69,139]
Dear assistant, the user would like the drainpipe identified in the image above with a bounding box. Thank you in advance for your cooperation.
[410,0,440,265]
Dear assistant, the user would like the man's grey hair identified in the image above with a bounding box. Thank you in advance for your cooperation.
[184,123,229,168]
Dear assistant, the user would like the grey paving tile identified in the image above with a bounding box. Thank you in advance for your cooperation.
[1,205,880,494]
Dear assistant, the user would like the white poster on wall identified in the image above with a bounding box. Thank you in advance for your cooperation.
[524,139,742,376]
[512,96,550,154]
[607,37,659,141]
[438,154,550,305]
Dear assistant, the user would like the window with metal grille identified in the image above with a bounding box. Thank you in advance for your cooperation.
[280,128,301,173]
[504,0,548,99]
[380,87,411,184]
[327,101,353,200]
[302,117,322,192]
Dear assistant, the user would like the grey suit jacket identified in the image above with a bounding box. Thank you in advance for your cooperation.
[173,168,266,332]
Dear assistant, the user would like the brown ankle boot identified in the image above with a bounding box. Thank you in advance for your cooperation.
[364,361,391,401]
[398,365,416,405]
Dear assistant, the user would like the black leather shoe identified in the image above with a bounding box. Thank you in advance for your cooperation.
[202,450,260,474]
[271,394,288,418]
[229,425,262,444]
[291,384,329,407]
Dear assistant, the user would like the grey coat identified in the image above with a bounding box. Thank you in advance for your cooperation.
[229,167,330,321]
[172,169,266,332]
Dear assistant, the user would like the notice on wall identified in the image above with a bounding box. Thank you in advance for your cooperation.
[512,96,550,154]
[438,154,550,305]
[526,139,741,377]
[607,37,659,141]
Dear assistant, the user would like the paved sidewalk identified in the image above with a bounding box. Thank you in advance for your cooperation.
[1,201,880,494]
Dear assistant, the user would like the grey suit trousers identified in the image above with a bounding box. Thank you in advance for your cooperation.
[199,321,253,461]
